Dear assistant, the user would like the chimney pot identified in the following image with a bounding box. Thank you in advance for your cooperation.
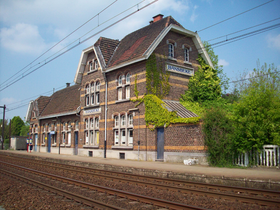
[66,83,70,87]
[152,14,163,23]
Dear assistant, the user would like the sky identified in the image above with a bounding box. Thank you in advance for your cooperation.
[0,0,279,121]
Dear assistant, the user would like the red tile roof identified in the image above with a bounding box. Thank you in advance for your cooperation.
[40,84,80,117]
[106,16,183,68]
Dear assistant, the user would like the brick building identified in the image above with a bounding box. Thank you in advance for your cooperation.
[26,15,213,164]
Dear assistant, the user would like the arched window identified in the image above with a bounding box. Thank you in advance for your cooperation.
[168,43,174,58]
[128,114,133,126]
[90,118,94,129]
[91,82,95,92]
[95,118,99,128]
[96,81,100,91]
[114,116,119,127]
[85,119,89,129]
[118,75,122,86]
[86,84,90,94]
[126,73,130,84]
[121,115,126,126]
[184,48,189,62]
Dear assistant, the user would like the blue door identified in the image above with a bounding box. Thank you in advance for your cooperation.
[34,134,38,152]
[74,132,78,155]
[157,128,164,160]
[48,133,51,153]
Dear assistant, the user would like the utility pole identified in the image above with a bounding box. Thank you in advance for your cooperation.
[1,105,6,150]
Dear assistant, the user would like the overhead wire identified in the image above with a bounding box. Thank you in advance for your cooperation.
[198,0,274,32]
[0,0,118,89]
[0,0,156,92]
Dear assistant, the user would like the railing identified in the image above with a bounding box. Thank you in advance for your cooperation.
[234,145,279,167]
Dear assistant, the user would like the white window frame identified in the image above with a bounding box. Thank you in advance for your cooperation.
[184,48,189,62]
[75,121,79,130]
[85,131,89,145]
[94,59,98,70]
[168,43,174,58]
[67,132,71,145]
[128,128,133,145]
[90,118,94,129]
[96,92,100,104]
[126,86,130,99]
[114,116,119,127]
[118,88,122,100]
[128,114,133,126]
[89,61,93,71]
[121,115,125,126]
[95,118,99,129]
[126,73,130,84]
[121,129,126,145]
[96,81,100,91]
[114,130,119,145]
[118,75,122,86]
[90,130,94,145]
[85,119,89,129]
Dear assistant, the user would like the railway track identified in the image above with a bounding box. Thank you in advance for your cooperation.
[0,153,279,209]
[0,161,205,210]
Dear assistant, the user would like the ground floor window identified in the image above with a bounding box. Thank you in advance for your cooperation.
[67,132,71,145]
[114,130,119,145]
[128,129,133,145]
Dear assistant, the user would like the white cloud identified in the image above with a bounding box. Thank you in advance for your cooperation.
[218,59,229,66]
[190,5,198,23]
[267,34,280,51]
[0,23,47,54]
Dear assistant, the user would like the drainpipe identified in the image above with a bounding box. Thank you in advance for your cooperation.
[102,72,108,158]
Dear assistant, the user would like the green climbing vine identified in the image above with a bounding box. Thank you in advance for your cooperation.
[146,53,170,99]
[131,54,200,130]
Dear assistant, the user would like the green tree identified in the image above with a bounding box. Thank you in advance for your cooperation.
[0,119,9,141]
[232,62,280,152]
[20,121,30,136]
[181,55,222,102]
[203,41,229,93]
[11,116,24,136]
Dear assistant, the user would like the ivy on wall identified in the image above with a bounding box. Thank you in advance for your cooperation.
[146,53,170,99]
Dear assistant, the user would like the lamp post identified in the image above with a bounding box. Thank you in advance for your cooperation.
[0,105,6,150]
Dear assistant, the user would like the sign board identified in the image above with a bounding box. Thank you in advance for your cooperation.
[50,131,56,135]
[84,107,101,115]
[166,64,194,76]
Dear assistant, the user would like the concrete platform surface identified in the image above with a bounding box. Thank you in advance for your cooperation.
[1,150,279,183]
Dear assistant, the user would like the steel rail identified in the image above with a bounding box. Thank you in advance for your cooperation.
[0,168,123,210]
[2,154,279,200]
[0,161,206,210]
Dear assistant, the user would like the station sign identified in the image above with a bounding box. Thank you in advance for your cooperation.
[166,64,194,76]
[84,107,101,115]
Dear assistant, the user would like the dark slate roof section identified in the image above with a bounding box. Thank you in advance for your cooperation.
[107,16,183,68]
[95,37,120,65]
[163,100,198,118]
[40,84,80,117]
[36,96,51,115]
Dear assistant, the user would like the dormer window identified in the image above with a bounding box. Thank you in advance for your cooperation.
[184,48,189,62]
[168,43,174,58]
[89,62,93,71]
[94,60,98,70]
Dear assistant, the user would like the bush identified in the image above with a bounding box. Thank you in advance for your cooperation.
[202,107,234,166]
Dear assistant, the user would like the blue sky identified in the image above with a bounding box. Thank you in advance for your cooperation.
[0,0,279,121]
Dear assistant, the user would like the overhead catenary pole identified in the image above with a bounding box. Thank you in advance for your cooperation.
[1,105,6,150]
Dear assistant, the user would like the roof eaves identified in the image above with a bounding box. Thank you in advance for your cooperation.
[105,56,146,73]
[74,47,93,84]
[39,110,77,120]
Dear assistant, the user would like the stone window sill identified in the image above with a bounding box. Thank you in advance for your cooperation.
[115,99,130,104]
[83,145,99,149]
[168,56,177,61]
[184,61,192,65]
[111,146,133,150]
[87,69,97,75]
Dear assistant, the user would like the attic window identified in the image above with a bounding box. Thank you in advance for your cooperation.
[168,43,174,58]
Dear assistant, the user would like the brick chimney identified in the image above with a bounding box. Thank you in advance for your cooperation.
[66,83,70,88]
[152,14,163,23]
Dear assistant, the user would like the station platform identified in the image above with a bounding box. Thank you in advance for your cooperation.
[1,150,279,190]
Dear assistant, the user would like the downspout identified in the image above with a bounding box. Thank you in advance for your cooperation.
[102,72,108,158]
